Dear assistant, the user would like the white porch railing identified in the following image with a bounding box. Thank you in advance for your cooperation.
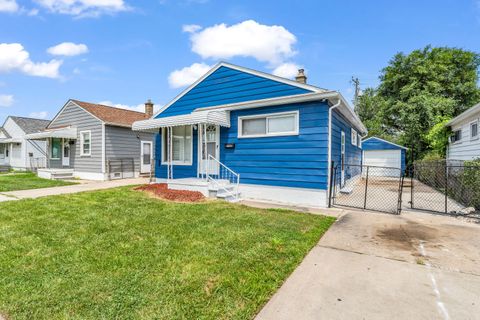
[206,155,240,201]
[29,157,47,172]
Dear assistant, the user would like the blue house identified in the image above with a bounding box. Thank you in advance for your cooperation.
[133,62,367,207]
[362,137,407,174]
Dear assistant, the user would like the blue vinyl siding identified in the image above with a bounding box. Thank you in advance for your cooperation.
[158,66,312,118]
[155,129,198,179]
[220,102,330,190]
[331,108,363,183]
[362,137,407,172]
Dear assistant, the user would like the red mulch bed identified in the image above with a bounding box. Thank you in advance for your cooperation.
[134,183,205,202]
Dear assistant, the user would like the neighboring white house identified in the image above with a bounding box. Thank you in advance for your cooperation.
[0,116,50,170]
[446,102,480,161]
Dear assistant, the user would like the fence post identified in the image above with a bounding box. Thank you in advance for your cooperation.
[364,166,369,210]
[445,164,448,214]
[328,161,335,208]
[410,165,414,209]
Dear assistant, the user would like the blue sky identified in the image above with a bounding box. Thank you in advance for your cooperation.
[0,0,479,123]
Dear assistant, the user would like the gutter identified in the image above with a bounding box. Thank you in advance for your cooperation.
[327,98,342,206]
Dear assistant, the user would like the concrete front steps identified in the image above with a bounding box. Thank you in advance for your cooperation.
[37,168,74,180]
[166,178,241,202]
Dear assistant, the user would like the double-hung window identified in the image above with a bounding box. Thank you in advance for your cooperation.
[451,130,462,143]
[471,121,478,140]
[80,131,91,156]
[358,134,362,149]
[351,129,358,146]
[162,125,192,165]
[238,111,299,138]
[51,138,61,159]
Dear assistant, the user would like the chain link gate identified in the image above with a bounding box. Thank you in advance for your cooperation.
[329,163,404,214]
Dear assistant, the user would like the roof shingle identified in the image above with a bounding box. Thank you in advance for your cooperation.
[71,100,149,127]
[9,116,51,134]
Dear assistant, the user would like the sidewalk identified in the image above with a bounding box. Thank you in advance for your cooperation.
[0,178,149,202]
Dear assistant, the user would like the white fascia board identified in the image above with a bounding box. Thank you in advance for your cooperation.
[445,102,480,127]
[152,61,325,119]
[195,91,367,135]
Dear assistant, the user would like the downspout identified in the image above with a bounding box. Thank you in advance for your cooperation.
[327,97,342,206]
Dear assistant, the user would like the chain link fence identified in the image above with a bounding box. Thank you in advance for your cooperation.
[331,164,403,214]
[410,160,480,218]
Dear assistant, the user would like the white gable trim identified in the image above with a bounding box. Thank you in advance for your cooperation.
[48,100,105,129]
[153,61,325,118]
[362,136,408,150]
[446,102,480,127]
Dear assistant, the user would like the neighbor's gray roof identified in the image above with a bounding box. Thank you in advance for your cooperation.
[0,127,11,138]
[9,116,51,134]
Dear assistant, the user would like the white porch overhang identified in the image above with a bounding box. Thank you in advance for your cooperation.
[0,138,22,143]
[132,110,230,132]
[25,127,77,140]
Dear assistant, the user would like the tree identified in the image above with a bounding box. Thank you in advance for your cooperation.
[357,46,480,161]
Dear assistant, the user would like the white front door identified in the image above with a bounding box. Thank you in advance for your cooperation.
[341,131,345,186]
[141,141,152,173]
[199,124,220,175]
[62,139,70,167]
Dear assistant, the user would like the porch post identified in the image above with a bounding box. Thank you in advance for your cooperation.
[204,123,207,179]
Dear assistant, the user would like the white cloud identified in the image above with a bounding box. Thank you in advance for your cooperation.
[0,94,14,107]
[29,111,48,119]
[34,0,129,17]
[47,42,89,56]
[98,100,161,113]
[0,0,18,12]
[272,62,302,79]
[168,62,211,88]
[188,20,297,66]
[0,43,62,78]
[182,24,202,33]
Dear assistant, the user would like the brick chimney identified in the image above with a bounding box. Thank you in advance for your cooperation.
[144,99,154,117]
[295,69,307,84]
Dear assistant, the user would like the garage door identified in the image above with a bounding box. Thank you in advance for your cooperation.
[363,150,401,177]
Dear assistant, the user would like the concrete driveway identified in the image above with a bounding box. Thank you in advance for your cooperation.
[256,209,480,320]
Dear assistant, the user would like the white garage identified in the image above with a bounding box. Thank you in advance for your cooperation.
[362,137,407,177]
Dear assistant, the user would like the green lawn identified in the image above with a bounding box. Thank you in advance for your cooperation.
[0,187,335,319]
[0,172,75,192]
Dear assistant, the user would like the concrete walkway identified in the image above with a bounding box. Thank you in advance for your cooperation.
[0,178,149,202]
[256,209,480,320]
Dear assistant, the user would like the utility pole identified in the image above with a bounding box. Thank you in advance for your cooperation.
[351,77,361,112]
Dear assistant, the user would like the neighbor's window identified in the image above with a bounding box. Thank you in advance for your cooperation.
[80,131,91,156]
[162,125,192,165]
[51,138,61,159]
[239,111,299,138]
[351,129,358,146]
[471,121,478,139]
[0,144,5,159]
[451,130,462,143]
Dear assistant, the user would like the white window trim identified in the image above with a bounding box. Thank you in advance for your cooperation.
[238,110,299,138]
[50,137,62,160]
[451,129,462,144]
[161,126,193,166]
[351,128,358,146]
[358,134,362,149]
[470,120,478,140]
[80,130,92,157]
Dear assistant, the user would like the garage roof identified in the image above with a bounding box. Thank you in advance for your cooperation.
[362,137,407,150]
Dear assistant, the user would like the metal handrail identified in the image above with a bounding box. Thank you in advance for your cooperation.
[206,154,240,200]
